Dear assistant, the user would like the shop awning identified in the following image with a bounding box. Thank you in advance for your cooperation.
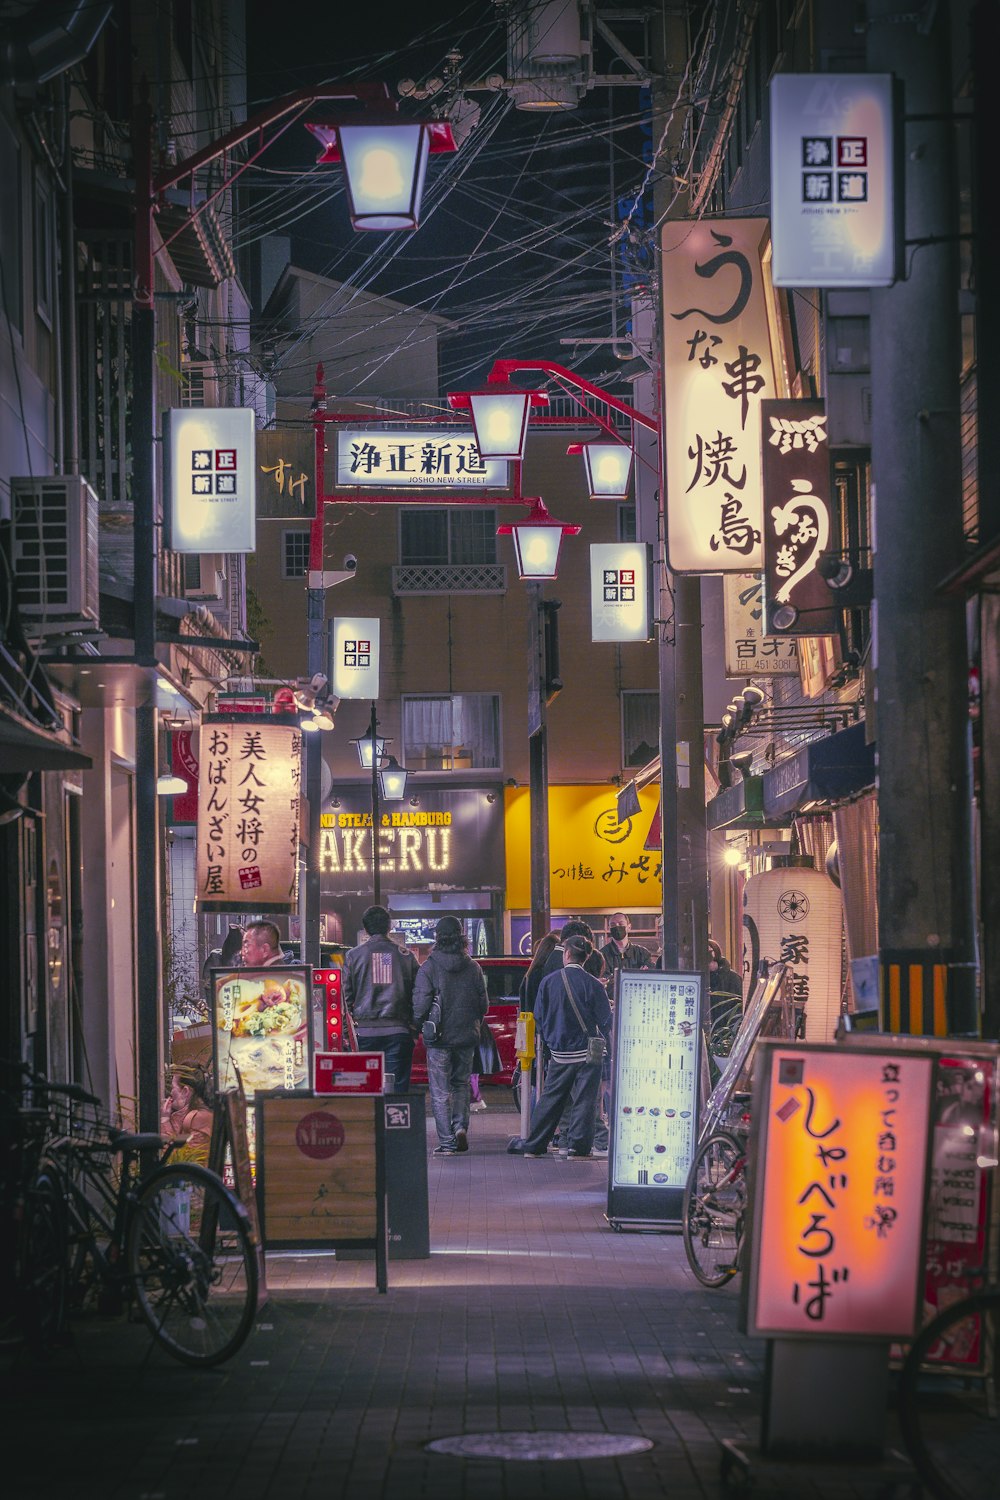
[705,773,786,830]
[0,704,92,771]
[760,721,875,821]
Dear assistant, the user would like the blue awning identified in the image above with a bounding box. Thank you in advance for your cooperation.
[761,721,875,821]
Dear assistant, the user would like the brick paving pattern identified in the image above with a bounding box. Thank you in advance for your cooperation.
[3,1092,924,1499]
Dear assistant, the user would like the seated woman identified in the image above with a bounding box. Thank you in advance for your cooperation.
[160,1062,214,1166]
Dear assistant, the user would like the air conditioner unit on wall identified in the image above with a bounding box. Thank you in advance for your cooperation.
[10,476,100,630]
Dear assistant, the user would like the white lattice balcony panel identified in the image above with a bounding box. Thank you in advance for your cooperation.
[392,564,507,595]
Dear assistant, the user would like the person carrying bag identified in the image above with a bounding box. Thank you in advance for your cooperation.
[506,933,612,1161]
[413,916,488,1156]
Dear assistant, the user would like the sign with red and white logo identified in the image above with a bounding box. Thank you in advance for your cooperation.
[164,407,256,553]
[294,1110,346,1159]
[314,1052,385,1094]
[590,544,652,643]
[330,616,380,700]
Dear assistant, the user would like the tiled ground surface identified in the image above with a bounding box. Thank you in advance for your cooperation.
[2,1091,933,1498]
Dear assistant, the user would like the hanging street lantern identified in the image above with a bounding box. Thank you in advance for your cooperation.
[378,755,408,801]
[351,729,389,769]
[568,440,635,500]
[447,381,548,461]
[305,117,456,231]
[498,498,581,581]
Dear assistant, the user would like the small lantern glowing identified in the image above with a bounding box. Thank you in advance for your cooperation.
[351,730,389,769]
[305,118,456,231]
[447,381,548,461]
[156,772,188,796]
[378,755,408,801]
[497,498,581,581]
[568,441,634,500]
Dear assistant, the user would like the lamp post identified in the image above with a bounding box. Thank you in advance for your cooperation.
[351,709,406,906]
[131,84,451,1128]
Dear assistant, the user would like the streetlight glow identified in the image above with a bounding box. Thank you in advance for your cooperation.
[497,498,581,581]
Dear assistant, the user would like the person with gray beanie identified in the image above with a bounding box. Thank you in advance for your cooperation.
[412,916,488,1155]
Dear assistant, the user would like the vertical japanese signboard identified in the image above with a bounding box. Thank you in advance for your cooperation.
[607,970,701,1228]
[661,217,778,574]
[164,407,256,553]
[256,428,314,519]
[723,574,800,676]
[746,1042,934,1338]
[196,715,301,912]
[330,616,381,700]
[761,399,839,636]
[742,864,843,1044]
[770,73,899,289]
[590,543,652,642]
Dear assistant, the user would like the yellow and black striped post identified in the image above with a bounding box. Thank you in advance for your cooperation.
[880,952,977,1037]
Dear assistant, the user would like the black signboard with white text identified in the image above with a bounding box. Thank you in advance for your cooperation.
[318,785,504,896]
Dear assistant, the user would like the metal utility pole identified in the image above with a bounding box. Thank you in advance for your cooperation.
[867,2,978,1034]
[651,15,708,972]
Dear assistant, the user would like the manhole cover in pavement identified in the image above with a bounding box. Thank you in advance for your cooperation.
[426,1432,653,1461]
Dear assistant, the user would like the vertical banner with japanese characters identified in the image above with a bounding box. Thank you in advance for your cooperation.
[770,73,899,289]
[329,617,381,700]
[723,575,800,676]
[660,217,778,573]
[761,399,839,635]
[164,407,256,553]
[256,429,314,518]
[746,1043,934,1339]
[590,543,653,642]
[742,864,843,1044]
[196,714,301,913]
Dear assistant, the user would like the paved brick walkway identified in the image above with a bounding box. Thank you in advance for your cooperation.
[4,1090,922,1499]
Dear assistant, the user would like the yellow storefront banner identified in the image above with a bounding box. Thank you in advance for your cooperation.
[505,784,662,911]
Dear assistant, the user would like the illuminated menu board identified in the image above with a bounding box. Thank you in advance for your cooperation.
[607,970,701,1228]
[212,966,312,1100]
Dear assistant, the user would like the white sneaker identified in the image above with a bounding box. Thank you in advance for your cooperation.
[470,1099,487,1112]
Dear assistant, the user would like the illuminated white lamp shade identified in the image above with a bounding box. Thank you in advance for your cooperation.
[378,756,408,801]
[498,498,579,582]
[582,442,633,500]
[157,772,188,796]
[337,123,429,230]
[468,389,533,460]
[742,863,843,1043]
[352,732,388,770]
[300,717,321,733]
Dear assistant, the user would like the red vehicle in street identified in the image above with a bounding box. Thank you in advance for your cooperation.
[410,955,528,1087]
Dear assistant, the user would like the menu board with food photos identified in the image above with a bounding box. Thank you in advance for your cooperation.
[212,966,312,1099]
[607,969,702,1229]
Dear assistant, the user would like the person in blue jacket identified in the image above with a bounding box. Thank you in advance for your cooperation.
[507,932,612,1160]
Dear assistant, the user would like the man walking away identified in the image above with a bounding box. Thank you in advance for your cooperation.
[342,905,419,1092]
[413,916,488,1155]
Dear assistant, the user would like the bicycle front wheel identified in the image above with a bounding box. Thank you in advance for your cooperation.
[682,1131,746,1288]
[126,1163,257,1367]
[897,1287,1000,1500]
[21,1169,67,1347]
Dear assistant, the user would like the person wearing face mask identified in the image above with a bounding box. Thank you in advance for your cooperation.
[599,912,652,988]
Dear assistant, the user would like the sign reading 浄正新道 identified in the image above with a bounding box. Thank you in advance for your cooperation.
[335,430,507,490]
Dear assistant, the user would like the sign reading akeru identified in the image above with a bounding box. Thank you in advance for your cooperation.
[330,616,380,700]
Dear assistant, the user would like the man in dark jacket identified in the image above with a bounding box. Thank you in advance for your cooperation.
[599,912,652,989]
[507,933,612,1160]
[413,915,488,1155]
[521,918,596,1012]
[342,905,418,1091]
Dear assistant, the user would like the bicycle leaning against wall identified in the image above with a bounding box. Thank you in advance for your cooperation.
[1,1065,258,1367]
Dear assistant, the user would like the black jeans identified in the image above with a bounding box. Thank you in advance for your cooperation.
[523,1059,603,1155]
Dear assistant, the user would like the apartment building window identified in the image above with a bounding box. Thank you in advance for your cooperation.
[402,693,501,771]
[622,691,659,769]
[617,503,637,542]
[400,508,496,566]
[0,122,21,333]
[282,530,310,578]
[33,173,53,328]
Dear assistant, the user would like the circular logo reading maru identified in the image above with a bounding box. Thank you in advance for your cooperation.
[777,888,811,923]
[295,1110,345,1160]
[594,808,631,845]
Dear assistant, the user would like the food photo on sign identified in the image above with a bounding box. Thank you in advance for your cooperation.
[212,966,312,1097]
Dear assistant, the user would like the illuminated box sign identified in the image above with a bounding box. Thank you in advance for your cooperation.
[318,788,504,894]
[745,1042,934,1339]
[505,783,661,910]
[590,544,653,643]
[761,399,839,637]
[330,616,380,700]
[770,73,899,288]
[335,429,507,489]
[212,966,312,1099]
[660,218,778,574]
[723,575,799,676]
[196,715,301,913]
[164,407,256,553]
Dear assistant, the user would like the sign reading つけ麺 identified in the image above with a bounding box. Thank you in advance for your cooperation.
[196,715,301,912]
[746,1043,933,1339]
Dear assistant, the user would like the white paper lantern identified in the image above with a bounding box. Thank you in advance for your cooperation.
[742,862,843,1042]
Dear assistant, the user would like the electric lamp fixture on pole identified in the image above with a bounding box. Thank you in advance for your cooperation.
[351,709,407,907]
